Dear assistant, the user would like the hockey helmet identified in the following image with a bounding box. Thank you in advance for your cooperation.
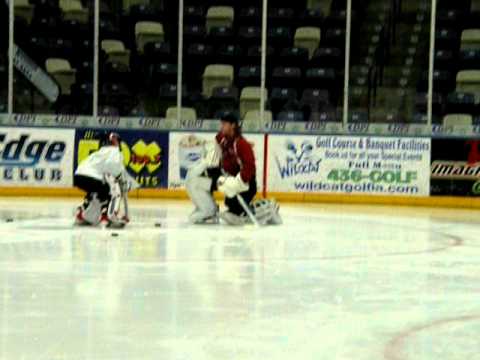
[99,131,121,147]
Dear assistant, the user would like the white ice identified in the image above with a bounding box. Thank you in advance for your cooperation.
[0,198,479,360]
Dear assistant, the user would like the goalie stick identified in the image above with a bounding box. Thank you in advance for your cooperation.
[236,194,261,228]
[4,0,60,102]
[122,190,129,222]
[120,171,139,223]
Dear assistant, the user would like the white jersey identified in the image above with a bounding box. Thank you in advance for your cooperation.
[75,146,124,181]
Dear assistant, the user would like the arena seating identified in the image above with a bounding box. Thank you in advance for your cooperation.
[429,0,480,125]
[1,2,9,111]
[1,0,478,125]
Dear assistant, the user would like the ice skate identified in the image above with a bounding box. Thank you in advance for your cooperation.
[74,207,90,226]
[99,211,127,229]
[99,212,110,228]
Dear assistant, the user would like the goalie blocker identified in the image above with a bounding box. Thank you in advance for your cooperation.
[186,113,281,226]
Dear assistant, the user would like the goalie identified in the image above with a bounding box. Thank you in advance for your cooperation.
[73,132,138,228]
[186,113,281,225]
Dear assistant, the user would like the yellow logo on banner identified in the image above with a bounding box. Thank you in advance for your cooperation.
[129,140,162,174]
[77,139,101,164]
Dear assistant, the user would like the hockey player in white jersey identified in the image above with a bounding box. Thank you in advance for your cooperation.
[74,132,138,228]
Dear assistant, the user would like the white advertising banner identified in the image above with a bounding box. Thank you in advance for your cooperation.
[168,132,265,191]
[0,127,75,187]
[267,135,431,196]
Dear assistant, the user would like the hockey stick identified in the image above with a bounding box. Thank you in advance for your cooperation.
[236,194,261,228]
[122,190,129,222]
[120,171,139,224]
[4,0,60,102]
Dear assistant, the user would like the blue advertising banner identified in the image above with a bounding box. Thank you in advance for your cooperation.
[74,129,169,188]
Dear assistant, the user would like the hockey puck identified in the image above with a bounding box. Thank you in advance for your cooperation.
[111,232,119,237]
[155,222,162,227]
[5,218,13,223]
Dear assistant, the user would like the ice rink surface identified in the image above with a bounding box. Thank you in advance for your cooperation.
[0,197,479,360]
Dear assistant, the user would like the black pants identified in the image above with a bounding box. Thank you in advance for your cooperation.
[209,169,257,216]
[74,175,111,206]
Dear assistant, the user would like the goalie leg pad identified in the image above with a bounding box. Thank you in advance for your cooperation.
[82,193,102,225]
[106,180,123,223]
[252,199,282,225]
[186,168,217,223]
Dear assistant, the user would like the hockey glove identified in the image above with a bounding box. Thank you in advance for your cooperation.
[217,174,249,198]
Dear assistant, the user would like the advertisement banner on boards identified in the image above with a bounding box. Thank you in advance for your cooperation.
[430,138,480,196]
[0,127,75,187]
[267,135,431,196]
[75,129,169,188]
[168,132,265,191]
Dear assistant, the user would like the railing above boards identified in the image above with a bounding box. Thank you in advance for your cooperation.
[0,113,478,138]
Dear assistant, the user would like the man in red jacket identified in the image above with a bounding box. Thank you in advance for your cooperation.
[186,113,281,225]
[215,113,258,224]
[185,113,255,224]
